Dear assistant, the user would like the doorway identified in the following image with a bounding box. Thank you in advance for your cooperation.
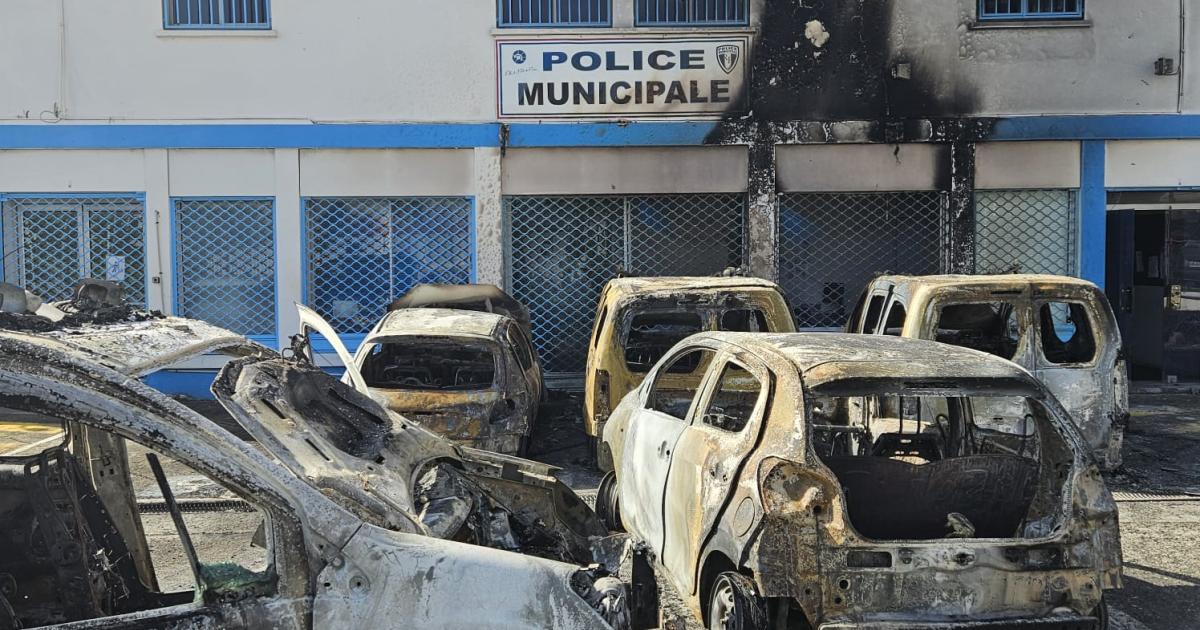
[1107,192,1200,382]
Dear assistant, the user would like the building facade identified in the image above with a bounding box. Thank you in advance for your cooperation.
[2,0,1199,389]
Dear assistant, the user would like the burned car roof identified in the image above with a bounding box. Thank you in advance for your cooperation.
[871,273,1099,290]
[688,332,1043,393]
[369,307,507,340]
[388,284,532,331]
[603,276,783,300]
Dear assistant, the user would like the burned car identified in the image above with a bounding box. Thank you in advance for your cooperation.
[329,303,543,456]
[848,274,1128,469]
[585,276,795,460]
[0,283,629,629]
[600,332,1121,629]
[388,283,533,331]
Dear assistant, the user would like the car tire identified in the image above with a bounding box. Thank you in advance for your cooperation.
[707,572,769,630]
[596,471,623,532]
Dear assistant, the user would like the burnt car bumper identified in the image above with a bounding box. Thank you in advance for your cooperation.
[819,615,1101,630]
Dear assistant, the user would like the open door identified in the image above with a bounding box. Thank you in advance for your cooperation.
[295,303,371,394]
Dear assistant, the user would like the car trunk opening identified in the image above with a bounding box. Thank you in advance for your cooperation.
[809,386,1074,542]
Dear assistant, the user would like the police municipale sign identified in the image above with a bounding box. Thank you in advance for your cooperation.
[497,36,749,118]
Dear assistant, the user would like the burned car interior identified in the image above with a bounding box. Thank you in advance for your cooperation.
[622,298,770,373]
[360,338,499,390]
[809,383,1072,542]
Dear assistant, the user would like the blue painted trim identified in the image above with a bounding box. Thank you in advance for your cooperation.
[0,124,501,149]
[143,370,218,399]
[496,0,611,28]
[989,116,1200,141]
[507,121,720,146]
[1078,140,1106,289]
[1107,186,1200,192]
[469,197,479,284]
[0,192,148,200]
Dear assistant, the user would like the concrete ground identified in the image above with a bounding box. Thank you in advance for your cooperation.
[2,390,1198,629]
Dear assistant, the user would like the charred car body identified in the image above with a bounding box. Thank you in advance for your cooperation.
[585,276,795,461]
[0,283,629,629]
[600,332,1121,629]
[848,274,1128,470]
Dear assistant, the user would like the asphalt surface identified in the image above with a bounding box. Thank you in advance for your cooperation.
[2,389,1199,629]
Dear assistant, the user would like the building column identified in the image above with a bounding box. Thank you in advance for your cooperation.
[143,149,172,312]
[1078,141,1107,287]
[474,146,505,288]
[274,148,302,347]
[945,141,976,274]
[746,142,778,281]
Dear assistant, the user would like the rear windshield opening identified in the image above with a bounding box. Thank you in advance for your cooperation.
[361,340,497,390]
[810,392,1069,542]
[935,302,1020,360]
[625,311,705,373]
[1040,302,1096,364]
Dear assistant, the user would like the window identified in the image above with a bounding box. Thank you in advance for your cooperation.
[1039,302,1096,364]
[163,0,271,29]
[647,349,714,418]
[304,197,473,334]
[508,327,536,371]
[700,362,761,432]
[720,308,769,332]
[173,198,276,343]
[861,295,886,334]
[882,302,907,336]
[591,306,608,350]
[935,302,1020,360]
[499,0,611,27]
[636,0,748,26]
[979,0,1083,21]
[624,311,705,373]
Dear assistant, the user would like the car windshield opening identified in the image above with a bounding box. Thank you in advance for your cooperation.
[935,301,1020,360]
[361,339,498,390]
[809,391,1070,542]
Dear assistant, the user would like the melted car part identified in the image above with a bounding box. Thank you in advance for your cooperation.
[361,339,498,390]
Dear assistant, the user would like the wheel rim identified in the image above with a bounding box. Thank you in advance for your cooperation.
[710,579,736,630]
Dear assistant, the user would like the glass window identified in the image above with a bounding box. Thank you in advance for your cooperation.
[625,311,705,373]
[163,0,271,30]
[882,302,907,336]
[499,0,611,27]
[720,308,769,332]
[647,349,714,419]
[1039,302,1097,364]
[935,302,1020,360]
[700,362,762,432]
[980,0,1083,21]
[635,0,748,26]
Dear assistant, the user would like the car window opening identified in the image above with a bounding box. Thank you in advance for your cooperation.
[935,301,1021,360]
[625,311,706,373]
[1040,302,1097,364]
[647,349,715,419]
[361,339,498,390]
[810,392,1069,542]
[701,363,761,432]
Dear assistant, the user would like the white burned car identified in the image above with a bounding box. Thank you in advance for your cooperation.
[0,285,629,630]
[600,332,1121,630]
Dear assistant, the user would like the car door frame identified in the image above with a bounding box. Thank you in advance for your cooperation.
[659,346,773,596]
[618,341,721,558]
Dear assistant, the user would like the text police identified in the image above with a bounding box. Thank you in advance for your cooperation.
[516,48,733,107]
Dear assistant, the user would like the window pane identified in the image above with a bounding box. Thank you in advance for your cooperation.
[647,349,714,418]
[1039,302,1096,364]
[720,308,769,332]
[883,303,907,336]
[935,302,1020,360]
[862,295,886,334]
[701,362,761,432]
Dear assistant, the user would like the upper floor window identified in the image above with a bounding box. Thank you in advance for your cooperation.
[636,0,748,26]
[164,0,271,30]
[979,0,1083,21]
[498,0,611,27]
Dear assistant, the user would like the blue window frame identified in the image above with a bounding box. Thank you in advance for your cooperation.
[171,197,277,346]
[164,0,271,30]
[979,0,1083,20]
[498,0,611,27]
[635,0,748,26]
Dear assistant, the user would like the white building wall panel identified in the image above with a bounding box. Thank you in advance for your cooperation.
[0,150,146,192]
[299,149,475,197]
[168,149,276,196]
[1106,140,1200,188]
[975,141,1081,190]
[503,146,748,194]
[777,144,944,192]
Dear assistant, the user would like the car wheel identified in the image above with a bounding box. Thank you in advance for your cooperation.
[708,572,769,630]
[596,471,623,532]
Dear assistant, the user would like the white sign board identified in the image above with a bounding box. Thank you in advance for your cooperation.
[497,36,749,119]
[105,255,126,283]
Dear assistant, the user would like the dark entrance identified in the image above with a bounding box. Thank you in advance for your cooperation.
[1107,192,1200,382]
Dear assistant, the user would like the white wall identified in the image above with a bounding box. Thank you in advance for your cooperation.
[1107,140,1200,188]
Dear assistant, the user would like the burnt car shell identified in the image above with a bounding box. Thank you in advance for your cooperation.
[848,274,1128,469]
[601,333,1120,629]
